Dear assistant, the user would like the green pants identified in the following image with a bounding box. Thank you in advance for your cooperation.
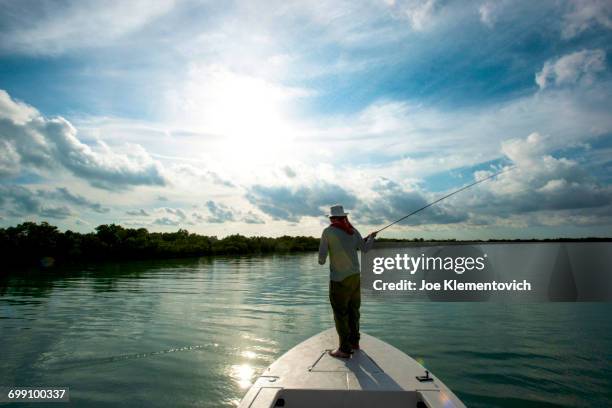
[329,274,361,353]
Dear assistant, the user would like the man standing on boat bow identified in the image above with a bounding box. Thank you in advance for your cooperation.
[318,205,377,358]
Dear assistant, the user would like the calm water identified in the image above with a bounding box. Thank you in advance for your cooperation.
[1,253,611,407]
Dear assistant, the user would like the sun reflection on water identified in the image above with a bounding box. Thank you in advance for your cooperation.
[231,363,255,389]
[241,350,257,359]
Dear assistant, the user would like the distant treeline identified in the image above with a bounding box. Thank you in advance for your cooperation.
[0,222,609,269]
[0,222,319,268]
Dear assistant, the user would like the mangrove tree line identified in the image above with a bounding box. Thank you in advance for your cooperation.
[0,222,319,268]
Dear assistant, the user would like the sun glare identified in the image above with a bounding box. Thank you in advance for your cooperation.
[231,363,255,389]
[178,66,302,165]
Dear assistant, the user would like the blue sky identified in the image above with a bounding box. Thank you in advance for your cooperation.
[1,0,611,238]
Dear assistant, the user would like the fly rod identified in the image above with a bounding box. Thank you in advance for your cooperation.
[375,166,516,234]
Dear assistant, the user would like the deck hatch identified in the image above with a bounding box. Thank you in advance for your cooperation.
[309,350,384,373]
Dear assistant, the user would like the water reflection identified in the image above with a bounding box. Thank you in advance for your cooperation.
[230,363,255,389]
[0,254,611,407]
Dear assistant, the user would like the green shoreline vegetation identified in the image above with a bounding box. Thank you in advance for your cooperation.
[1,222,610,269]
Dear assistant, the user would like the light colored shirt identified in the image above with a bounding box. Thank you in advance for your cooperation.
[318,226,375,282]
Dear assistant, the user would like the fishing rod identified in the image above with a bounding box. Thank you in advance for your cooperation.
[375,166,516,234]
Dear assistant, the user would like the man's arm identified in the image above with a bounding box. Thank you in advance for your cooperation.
[318,230,328,265]
[363,232,376,252]
[357,230,377,252]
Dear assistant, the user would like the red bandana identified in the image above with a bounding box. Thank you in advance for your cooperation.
[330,217,355,235]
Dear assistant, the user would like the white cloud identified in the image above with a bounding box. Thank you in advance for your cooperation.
[500,132,549,167]
[204,201,236,223]
[0,0,176,55]
[386,0,439,31]
[152,217,180,227]
[171,164,235,188]
[299,79,612,183]
[356,177,467,226]
[472,133,612,216]
[126,209,149,216]
[0,90,38,124]
[38,187,110,213]
[165,207,187,220]
[562,0,612,39]
[240,129,612,232]
[535,49,606,89]
[149,206,193,227]
[0,138,20,177]
[479,1,501,28]
[144,203,254,227]
[247,181,358,222]
[0,184,110,220]
[242,211,265,224]
[0,89,167,189]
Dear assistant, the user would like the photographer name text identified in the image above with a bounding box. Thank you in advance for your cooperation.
[372,279,532,291]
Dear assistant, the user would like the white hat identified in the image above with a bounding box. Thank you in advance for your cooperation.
[328,204,349,217]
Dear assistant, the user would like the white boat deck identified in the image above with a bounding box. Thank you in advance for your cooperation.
[238,328,466,408]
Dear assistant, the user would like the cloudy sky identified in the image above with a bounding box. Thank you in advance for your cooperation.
[0,0,611,239]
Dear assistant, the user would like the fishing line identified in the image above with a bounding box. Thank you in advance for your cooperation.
[375,166,516,234]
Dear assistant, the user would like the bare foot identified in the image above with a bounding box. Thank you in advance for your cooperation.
[329,348,351,358]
